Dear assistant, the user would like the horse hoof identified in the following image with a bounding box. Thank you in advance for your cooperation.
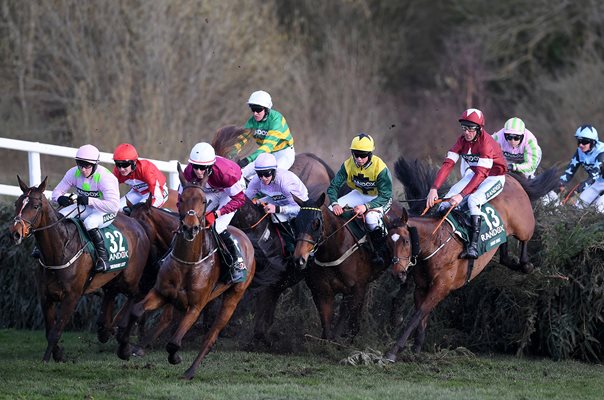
[52,346,64,362]
[117,344,132,361]
[521,262,534,274]
[168,353,182,365]
[131,345,146,357]
[384,352,397,363]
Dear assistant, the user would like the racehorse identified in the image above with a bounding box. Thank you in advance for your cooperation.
[212,125,336,347]
[9,176,151,362]
[384,157,559,361]
[292,190,401,340]
[116,165,256,380]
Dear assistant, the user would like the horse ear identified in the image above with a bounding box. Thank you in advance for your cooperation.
[177,162,187,186]
[126,197,134,208]
[145,193,153,207]
[17,175,29,192]
[39,177,48,192]
[401,208,409,225]
[317,192,326,207]
[293,194,305,206]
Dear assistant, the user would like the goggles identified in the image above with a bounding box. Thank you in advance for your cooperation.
[114,161,133,169]
[249,105,265,113]
[577,138,593,146]
[256,169,274,178]
[192,164,212,171]
[76,160,95,169]
[351,150,371,159]
[504,134,523,141]
[461,124,479,132]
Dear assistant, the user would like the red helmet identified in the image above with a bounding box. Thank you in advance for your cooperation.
[459,108,485,128]
[113,143,139,161]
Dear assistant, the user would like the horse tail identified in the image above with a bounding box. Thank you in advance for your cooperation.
[302,152,335,179]
[512,167,560,203]
[393,156,439,215]
[211,125,250,158]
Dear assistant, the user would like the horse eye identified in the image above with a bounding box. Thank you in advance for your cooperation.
[312,219,320,231]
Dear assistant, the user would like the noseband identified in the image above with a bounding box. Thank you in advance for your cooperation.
[13,191,43,238]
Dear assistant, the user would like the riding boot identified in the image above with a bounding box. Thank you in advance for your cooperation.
[31,246,41,259]
[88,228,110,272]
[459,215,482,259]
[219,230,247,284]
[369,228,388,267]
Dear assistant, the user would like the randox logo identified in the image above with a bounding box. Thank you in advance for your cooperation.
[485,181,503,199]
[461,154,480,163]
[253,129,268,139]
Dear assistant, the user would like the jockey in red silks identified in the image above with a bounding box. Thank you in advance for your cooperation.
[426,108,508,259]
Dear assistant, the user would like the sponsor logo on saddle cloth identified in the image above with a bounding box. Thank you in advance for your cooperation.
[445,203,507,256]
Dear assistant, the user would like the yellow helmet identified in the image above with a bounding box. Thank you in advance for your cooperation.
[350,133,375,152]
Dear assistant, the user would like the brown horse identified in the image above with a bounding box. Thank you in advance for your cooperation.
[292,190,401,340]
[116,166,256,380]
[9,176,151,362]
[212,124,336,347]
[384,157,559,362]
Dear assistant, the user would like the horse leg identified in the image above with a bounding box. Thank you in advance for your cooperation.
[251,286,282,349]
[133,305,176,356]
[385,283,450,362]
[518,240,534,273]
[390,277,411,328]
[117,289,166,361]
[166,298,209,366]
[412,313,430,353]
[182,290,245,380]
[336,286,367,340]
[43,294,80,362]
[40,297,59,362]
[96,291,116,344]
[308,282,336,340]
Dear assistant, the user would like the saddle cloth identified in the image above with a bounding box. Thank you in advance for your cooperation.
[445,203,507,256]
[69,219,130,271]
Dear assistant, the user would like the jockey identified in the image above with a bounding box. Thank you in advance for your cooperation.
[232,90,295,180]
[426,108,508,259]
[181,142,247,284]
[112,143,169,212]
[327,133,393,267]
[492,117,542,178]
[244,153,309,255]
[51,144,120,272]
[560,125,604,211]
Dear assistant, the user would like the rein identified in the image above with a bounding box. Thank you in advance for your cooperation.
[299,206,359,252]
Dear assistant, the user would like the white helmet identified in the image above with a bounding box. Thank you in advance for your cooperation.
[575,124,598,141]
[75,144,100,164]
[247,90,272,109]
[188,142,216,166]
[254,153,277,170]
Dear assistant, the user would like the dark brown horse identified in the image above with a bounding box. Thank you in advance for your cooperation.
[292,191,400,340]
[384,158,559,362]
[212,124,336,347]
[9,176,151,362]
[116,166,256,380]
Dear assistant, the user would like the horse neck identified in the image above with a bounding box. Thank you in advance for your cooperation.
[34,203,80,262]
[152,210,179,248]
[410,217,453,257]
[318,209,353,256]
[172,227,213,263]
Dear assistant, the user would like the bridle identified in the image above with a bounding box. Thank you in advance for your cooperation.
[178,184,209,241]
[295,206,324,256]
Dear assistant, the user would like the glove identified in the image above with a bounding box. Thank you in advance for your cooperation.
[237,158,250,168]
[57,196,72,207]
[76,195,89,206]
[205,211,217,226]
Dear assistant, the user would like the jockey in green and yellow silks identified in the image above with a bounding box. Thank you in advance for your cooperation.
[327,133,393,267]
[234,90,295,180]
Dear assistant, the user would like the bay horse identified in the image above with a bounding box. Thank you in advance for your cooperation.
[292,190,400,340]
[384,157,559,362]
[116,165,256,380]
[9,176,151,362]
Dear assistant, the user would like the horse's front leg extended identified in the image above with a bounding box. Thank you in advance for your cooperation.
[252,286,283,348]
[182,289,246,380]
[43,294,80,362]
[117,289,166,361]
[166,300,208,366]
[96,291,116,344]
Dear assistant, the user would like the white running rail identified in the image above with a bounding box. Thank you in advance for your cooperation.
[0,137,183,198]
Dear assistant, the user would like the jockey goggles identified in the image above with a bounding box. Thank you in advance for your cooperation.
[504,134,523,141]
[114,160,133,169]
[256,169,274,178]
[249,105,265,113]
[76,160,95,168]
[351,150,371,159]
[577,138,594,146]
[461,124,479,132]
[192,163,212,171]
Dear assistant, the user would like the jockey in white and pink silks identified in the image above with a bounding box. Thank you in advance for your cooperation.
[492,117,542,179]
[51,144,120,272]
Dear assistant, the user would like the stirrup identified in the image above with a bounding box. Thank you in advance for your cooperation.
[94,259,110,273]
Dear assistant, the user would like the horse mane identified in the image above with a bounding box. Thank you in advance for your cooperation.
[393,156,440,215]
[211,125,250,158]
[512,167,560,203]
